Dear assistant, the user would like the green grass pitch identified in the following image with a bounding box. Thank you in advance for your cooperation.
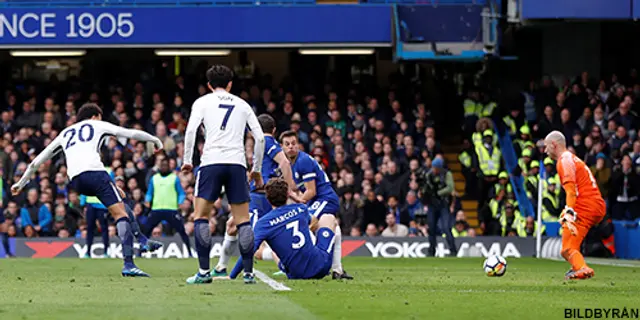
[0,257,638,320]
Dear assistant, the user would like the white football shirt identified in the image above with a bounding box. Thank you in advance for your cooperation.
[183,89,265,172]
[14,120,162,187]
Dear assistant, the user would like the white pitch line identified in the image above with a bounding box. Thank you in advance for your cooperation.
[254,269,291,291]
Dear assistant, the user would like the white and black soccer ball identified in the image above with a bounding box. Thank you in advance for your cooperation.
[483,255,507,277]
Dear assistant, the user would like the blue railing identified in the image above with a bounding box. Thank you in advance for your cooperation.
[0,0,488,6]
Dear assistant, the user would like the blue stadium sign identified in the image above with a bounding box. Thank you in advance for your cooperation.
[0,6,392,47]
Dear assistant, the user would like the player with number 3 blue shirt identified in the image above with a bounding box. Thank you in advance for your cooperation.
[279,131,353,280]
[229,178,337,280]
[11,103,163,277]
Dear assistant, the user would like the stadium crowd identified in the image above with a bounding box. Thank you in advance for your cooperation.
[0,60,476,246]
[464,71,640,240]
[2,58,635,251]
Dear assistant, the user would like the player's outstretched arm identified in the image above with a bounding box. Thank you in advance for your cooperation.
[12,137,63,194]
[103,122,163,151]
[274,152,297,193]
[182,102,204,171]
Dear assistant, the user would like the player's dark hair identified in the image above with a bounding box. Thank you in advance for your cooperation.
[76,103,103,122]
[206,65,234,89]
[265,178,289,207]
[279,130,298,143]
[258,114,276,135]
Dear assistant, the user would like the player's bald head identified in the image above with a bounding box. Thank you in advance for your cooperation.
[544,131,566,160]
[545,131,566,147]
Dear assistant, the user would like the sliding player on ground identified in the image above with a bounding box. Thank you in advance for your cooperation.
[11,103,163,277]
[544,131,606,280]
[230,178,338,280]
[280,131,352,280]
[182,65,265,284]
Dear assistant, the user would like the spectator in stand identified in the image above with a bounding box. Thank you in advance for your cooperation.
[20,188,52,237]
[0,60,457,245]
[591,153,611,200]
[400,190,423,224]
[451,211,476,238]
[378,161,409,202]
[362,190,385,232]
[535,105,560,140]
[381,213,408,237]
[609,100,638,134]
[337,187,363,236]
[609,155,640,220]
[15,101,40,129]
[365,223,379,237]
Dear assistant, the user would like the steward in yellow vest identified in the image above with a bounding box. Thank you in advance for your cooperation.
[143,158,192,255]
[513,125,532,156]
[517,216,546,237]
[491,171,509,199]
[541,177,561,222]
[500,202,524,236]
[525,161,540,202]
[475,130,501,178]
[476,130,501,208]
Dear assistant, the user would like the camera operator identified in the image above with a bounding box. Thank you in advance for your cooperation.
[416,158,457,256]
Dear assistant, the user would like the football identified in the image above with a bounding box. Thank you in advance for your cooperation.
[483,255,507,277]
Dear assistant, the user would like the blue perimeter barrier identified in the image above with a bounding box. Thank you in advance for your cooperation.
[613,219,640,260]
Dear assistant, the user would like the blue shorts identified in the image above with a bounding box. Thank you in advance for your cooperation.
[309,197,340,218]
[279,227,335,280]
[195,164,250,204]
[249,192,271,228]
[69,171,122,207]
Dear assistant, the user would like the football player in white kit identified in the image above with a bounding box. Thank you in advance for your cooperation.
[11,103,164,277]
[182,65,265,284]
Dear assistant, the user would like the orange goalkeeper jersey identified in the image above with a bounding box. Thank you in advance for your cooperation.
[556,151,603,210]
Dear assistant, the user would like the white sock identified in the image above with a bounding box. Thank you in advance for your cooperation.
[331,226,343,274]
[261,247,273,261]
[216,233,237,270]
[199,268,210,275]
[309,230,317,245]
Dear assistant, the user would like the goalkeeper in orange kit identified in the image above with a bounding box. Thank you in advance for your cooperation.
[544,131,606,280]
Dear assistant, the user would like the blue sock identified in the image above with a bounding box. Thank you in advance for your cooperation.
[237,222,254,274]
[194,219,211,274]
[125,202,147,245]
[1,233,11,256]
[116,217,135,268]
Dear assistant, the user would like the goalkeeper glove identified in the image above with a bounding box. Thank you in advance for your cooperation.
[559,206,578,235]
